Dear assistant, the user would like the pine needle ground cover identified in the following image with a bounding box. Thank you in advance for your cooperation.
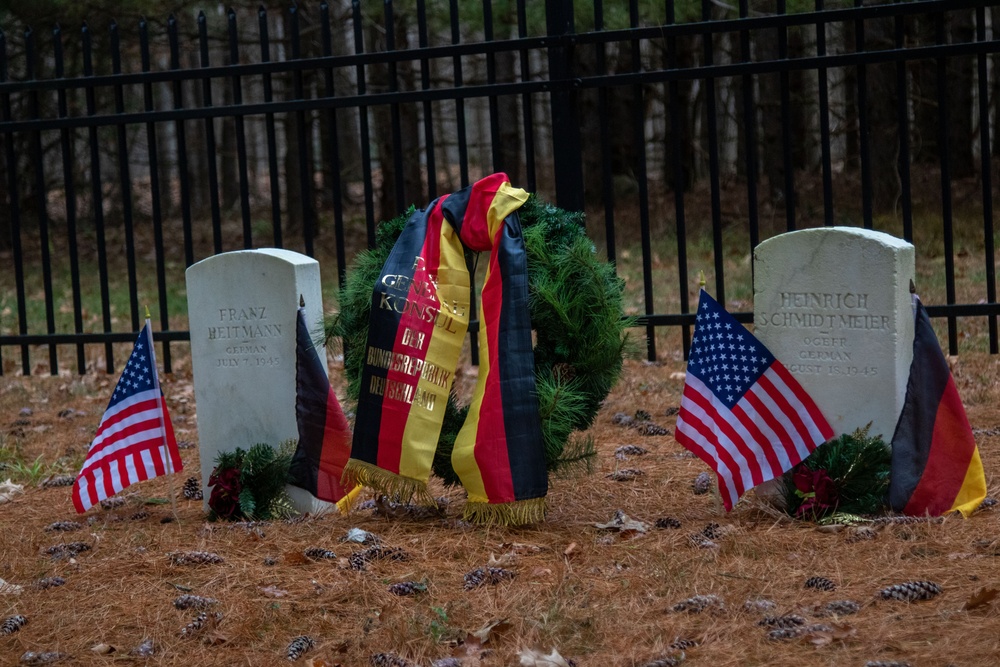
[1,354,998,666]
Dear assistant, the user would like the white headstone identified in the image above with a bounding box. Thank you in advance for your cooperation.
[753,227,915,441]
[186,249,334,515]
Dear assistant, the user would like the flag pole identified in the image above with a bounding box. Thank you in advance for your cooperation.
[146,306,179,520]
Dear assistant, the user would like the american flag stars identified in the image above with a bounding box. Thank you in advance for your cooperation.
[687,298,775,409]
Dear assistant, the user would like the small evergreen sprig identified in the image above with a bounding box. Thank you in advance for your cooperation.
[208,441,296,521]
[783,424,891,520]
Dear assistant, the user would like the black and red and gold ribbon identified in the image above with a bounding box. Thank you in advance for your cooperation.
[343,173,547,525]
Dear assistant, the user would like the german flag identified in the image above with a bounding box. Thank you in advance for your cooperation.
[288,308,356,509]
[344,174,547,525]
[888,296,986,517]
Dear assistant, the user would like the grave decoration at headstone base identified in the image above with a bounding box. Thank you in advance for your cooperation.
[186,249,340,517]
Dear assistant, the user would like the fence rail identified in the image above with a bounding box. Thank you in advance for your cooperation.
[2,0,999,376]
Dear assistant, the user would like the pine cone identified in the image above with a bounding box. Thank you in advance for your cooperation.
[40,475,75,488]
[818,600,861,616]
[303,547,337,560]
[349,546,411,570]
[463,566,515,590]
[743,598,777,612]
[767,623,831,641]
[634,409,652,422]
[179,611,223,638]
[44,542,90,560]
[44,521,82,532]
[430,659,462,667]
[285,635,316,661]
[805,576,837,591]
[388,581,426,596]
[606,468,644,481]
[35,577,66,590]
[18,651,70,664]
[692,472,711,495]
[635,422,670,436]
[614,445,648,460]
[1,615,27,635]
[370,653,414,667]
[182,477,203,500]
[878,580,942,602]
[669,637,699,650]
[978,496,997,509]
[655,517,682,529]
[758,614,806,629]
[864,662,913,667]
[129,510,150,521]
[173,594,219,610]
[671,594,724,613]
[702,522,723,539]
[100,496,128,510]
[611,412,635,427]
[169,551,225,566]
[687,533,719,549]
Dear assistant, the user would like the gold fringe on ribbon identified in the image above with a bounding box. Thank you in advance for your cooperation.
[463,497,547,527]
[341,459,436,506]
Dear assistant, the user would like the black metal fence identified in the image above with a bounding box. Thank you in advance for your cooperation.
[2,0,1000,376]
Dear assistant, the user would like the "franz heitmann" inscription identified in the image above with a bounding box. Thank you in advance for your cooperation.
[208,306,282,368]
[755,291,883,378]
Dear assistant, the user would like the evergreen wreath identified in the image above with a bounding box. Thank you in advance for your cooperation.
[328,195,630,484]
[207,442,297,521]
[782,424,891,520]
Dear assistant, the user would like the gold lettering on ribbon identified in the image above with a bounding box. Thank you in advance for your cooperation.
[365,346,453,389]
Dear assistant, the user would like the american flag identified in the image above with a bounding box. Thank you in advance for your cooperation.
[675,290,833,510]
[72,322,182,513]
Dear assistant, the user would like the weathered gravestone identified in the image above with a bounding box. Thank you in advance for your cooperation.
[186,249,334,515]
[753,227,915,442]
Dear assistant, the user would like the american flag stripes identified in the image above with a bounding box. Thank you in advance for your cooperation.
[675,290,834,510]
[72,322,182,513]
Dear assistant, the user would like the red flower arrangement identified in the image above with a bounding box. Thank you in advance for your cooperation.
[208,466,243,519]
[792,466,838,519]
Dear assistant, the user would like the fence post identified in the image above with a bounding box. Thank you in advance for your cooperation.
[545,0,584,212]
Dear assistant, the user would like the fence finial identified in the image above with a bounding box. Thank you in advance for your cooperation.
[300,294,305,308]
[145,305,151,320]
[698,270,706,289]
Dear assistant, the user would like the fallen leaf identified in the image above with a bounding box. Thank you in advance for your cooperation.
[669,371,686,380]
[259,585,288,598]
[563,542,578,558]
[802,623,856,646]
[203,630,230,645]
[594,511,650,534]
[947,552,975,560]
[0,577,24,595]
[488,552,517,567]
[471,618,512,644]
[305,659,340,667]
[962,586,999,611]
[518,647,574,667]
[90,643,116,654]
[283,550,310,565]
[530,567,553,579]
[499,542,544,554]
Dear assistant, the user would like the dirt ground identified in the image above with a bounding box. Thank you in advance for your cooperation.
[1,352,998,667]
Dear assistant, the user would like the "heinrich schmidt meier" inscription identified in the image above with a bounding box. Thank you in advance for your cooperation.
[755,291,882,378]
